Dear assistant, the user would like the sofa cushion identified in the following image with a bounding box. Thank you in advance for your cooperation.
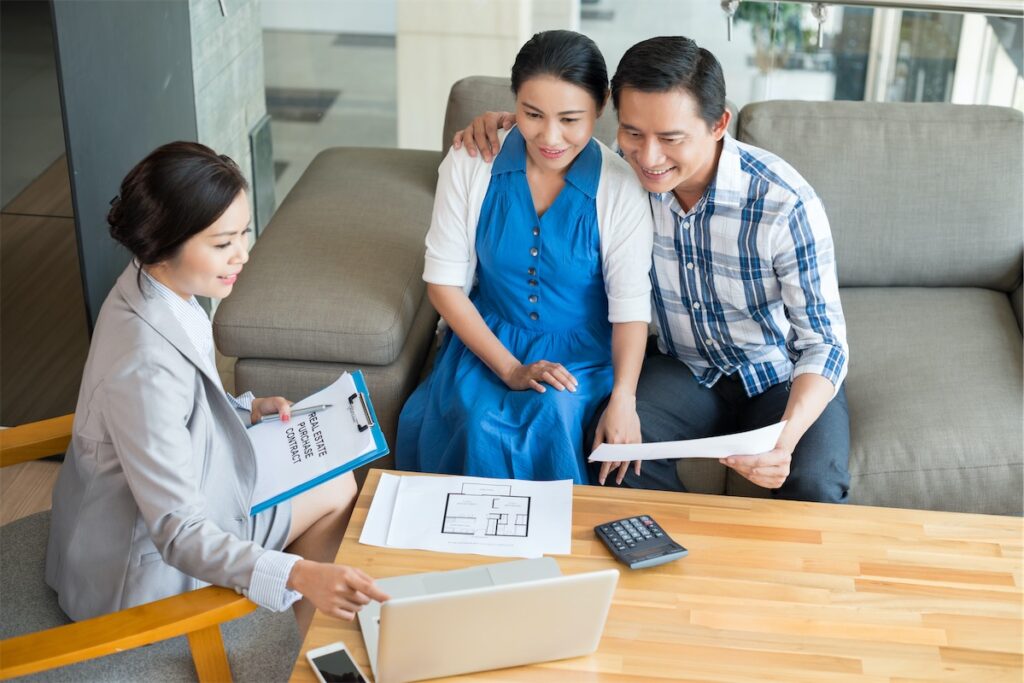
[215,147,441,366]
[737,102,1023,291]
[723,287,1023,514]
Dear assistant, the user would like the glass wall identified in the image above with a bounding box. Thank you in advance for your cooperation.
[260,1,1022,202]
[580,1,1022,111]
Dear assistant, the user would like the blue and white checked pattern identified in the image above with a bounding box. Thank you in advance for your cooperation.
[649,134,848,397]
[140,267,301,612]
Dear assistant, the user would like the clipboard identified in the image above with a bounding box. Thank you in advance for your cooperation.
[250,370,389,515]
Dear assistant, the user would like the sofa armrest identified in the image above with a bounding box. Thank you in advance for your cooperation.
[1013,283,1023,334]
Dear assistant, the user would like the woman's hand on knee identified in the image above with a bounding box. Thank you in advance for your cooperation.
[287,560,390,621]
[250,396,293,425]
[503,360,577,393]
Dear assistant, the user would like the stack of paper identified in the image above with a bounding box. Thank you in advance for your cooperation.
[360,474,573,558]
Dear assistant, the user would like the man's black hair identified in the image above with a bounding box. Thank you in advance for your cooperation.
[611,36,726,128]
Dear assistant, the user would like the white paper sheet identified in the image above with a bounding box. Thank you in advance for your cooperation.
[360,474,572,558]
[588,420,787,462]
[248,372,373,509]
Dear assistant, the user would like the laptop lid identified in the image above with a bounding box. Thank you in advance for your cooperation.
[375,568,619,683]
[358,558,562,677]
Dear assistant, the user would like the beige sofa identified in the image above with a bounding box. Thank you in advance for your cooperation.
[215,77,1023,515]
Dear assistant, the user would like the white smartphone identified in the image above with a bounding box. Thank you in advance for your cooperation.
[306,641,369,683]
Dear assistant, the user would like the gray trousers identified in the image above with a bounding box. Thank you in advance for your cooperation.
[587,351,851,503]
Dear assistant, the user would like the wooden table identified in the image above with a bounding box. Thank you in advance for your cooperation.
[291,469,1023,682]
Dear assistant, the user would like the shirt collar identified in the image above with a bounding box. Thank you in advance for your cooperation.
[491,126,527,175]
[491,126,602,199]
[711,133,745,208]
[139,265,214,360]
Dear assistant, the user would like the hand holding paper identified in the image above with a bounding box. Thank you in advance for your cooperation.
[588,421,787,462]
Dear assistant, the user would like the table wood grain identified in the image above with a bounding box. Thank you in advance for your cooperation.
[290,470,1023,682]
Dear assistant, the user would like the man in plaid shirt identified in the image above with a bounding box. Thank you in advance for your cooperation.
[454,37,850,503]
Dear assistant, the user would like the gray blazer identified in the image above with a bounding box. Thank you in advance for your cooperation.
[45,265,270,621]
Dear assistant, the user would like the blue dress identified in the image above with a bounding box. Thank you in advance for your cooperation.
[396,129,611,484]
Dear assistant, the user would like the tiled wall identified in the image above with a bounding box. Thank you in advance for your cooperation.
[189,0,269,235]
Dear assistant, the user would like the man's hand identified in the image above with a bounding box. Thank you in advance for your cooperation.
[503,360,578,393]
[719,447,792,489]
[287,561,390,621]
[452,111,515,162]
[592,392,642,485]
[250,396,292,425]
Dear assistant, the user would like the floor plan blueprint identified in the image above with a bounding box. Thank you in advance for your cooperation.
[366,474,573,558]
[441,482,530,537]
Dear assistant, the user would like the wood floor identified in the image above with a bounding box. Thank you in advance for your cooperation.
[1,156,84,524]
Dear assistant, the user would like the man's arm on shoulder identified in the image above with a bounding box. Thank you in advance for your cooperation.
[452,111,515,162]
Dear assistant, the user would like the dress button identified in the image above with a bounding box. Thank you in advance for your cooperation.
[528,294,538,303]
[532,227,540,236]
[529,312,539,321]
[706,338,714,345]
[527,267,536,276]
[530,247,539,257]
[686,262,694,270]
[693,302,702,310]
[528,279,538,287]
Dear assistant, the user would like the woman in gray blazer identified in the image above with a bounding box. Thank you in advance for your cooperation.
[45,142,387,633]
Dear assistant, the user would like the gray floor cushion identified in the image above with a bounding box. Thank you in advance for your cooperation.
[2,511,301,682]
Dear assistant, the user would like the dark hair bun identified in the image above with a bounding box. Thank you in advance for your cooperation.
[511,30,608,109]
[108,141,248,265]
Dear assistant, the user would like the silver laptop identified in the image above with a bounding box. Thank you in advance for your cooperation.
[357,557,618,683]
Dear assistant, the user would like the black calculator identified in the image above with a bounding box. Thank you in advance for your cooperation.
[595,515,688,569]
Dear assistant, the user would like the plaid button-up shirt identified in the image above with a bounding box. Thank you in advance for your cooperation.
[649,134,848,397]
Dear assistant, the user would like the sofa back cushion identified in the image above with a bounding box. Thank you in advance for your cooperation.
[737,101,1023,290]
[214,147,442,366]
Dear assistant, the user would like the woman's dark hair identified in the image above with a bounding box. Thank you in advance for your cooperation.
[510,30,608,109]
[611,36,726,129]
[108,141,248,267]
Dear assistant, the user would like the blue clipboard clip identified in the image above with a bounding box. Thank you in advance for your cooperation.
[348,391,375,432]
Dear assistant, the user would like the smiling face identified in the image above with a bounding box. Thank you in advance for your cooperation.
[616,86,730,205]
[515,74,601,174]
[147,191,251,300]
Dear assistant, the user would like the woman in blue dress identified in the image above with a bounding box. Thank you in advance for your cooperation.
[396,31,653,484]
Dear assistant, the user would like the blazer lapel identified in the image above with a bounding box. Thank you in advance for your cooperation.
[114,266,236,411]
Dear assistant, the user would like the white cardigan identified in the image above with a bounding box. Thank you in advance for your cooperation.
[422,129,654,323]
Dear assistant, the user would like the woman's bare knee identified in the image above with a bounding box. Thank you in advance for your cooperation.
[287,472,358,545]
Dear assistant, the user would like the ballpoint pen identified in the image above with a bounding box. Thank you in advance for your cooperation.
[256,403,333,424]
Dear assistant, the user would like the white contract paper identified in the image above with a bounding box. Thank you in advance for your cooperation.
[589,420,787,462]
[248,372,373,511]
[360,473,572,558]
